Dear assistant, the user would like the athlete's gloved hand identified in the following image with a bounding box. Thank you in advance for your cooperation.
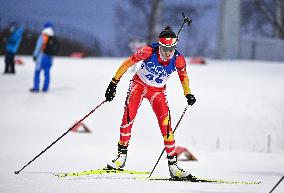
[105,78,119,102]
[186,94,196,105]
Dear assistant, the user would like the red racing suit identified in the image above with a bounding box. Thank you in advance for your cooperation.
[113,43,192,156]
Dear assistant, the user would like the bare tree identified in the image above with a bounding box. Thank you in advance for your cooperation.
[147,0,163,42]
[113,1,213,57]
[276,0,284,38]
[117,0,163,43]
[113,0,163,56]
[241,0,284,39]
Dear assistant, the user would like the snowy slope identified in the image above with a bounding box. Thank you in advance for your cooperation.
[0,57,284,193]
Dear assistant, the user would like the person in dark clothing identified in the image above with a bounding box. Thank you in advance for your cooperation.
[4,23,24,74]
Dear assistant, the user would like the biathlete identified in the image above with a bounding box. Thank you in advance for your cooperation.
[105,26,196,179]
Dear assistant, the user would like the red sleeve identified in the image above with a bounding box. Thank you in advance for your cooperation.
[175,55,186,69]
[175,54,191,95]
[130,45,154,62]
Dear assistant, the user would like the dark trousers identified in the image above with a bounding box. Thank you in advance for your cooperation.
[4,51,15,74]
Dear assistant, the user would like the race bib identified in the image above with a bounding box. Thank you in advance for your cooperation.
[136,54,176,87]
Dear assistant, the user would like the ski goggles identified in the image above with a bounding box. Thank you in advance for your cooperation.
[159,44,177,52]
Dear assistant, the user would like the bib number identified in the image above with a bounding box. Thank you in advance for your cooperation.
[145,73,163,84]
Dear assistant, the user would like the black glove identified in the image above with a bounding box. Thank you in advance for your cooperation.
[186,94,196,105]
[33,56,37,62]
[105,78,119,102]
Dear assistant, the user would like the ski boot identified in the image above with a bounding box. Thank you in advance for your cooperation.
[106,143,128,170]
[168,154,193,180]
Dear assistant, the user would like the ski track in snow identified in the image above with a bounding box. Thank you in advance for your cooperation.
[0,57,284,193]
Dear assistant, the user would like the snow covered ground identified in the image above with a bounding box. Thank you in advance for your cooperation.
[0,57,284,193]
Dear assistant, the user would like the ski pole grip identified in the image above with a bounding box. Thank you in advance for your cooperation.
[182,12,192,26]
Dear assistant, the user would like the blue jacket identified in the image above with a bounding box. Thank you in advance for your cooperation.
[6,27,24,54]
[33,34,53,71]
[33,35,44,58]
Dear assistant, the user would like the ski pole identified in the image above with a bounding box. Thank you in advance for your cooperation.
[14,100,106,175]
[176,12,192,39]
[269,175,284,193]
[149,104,190,177]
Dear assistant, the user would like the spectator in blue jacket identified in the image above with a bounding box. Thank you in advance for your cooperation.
[30,22,55,92]
[4,23,24,74]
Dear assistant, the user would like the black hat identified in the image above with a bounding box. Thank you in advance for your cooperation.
[159,26,177,38]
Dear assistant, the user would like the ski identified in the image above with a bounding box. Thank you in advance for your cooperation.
[146,175,261,184]
[54,168,261,184]
[53,168,150,178]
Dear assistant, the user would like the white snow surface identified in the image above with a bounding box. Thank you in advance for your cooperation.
[1,57,284,193]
